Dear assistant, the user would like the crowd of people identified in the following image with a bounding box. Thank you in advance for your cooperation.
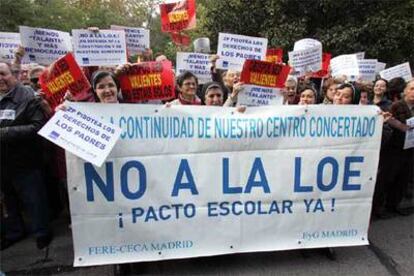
[0,41,413,258]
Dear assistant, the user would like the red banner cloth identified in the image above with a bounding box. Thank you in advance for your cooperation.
[119,61,175,102]
[240,60,291,88]
[39,53,91,109]
[265,48,283,63]
[312,53,331,78]
[170,32,191,46]
[160,0,196,32]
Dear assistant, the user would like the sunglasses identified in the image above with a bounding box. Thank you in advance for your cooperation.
[30,77,39,84]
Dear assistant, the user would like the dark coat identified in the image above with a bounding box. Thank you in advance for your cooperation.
[0,84,46,172]
[389,99,413,150]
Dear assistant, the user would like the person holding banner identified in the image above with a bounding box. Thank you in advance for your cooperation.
[0,62,52,250]
[321,78,341,105]
[169,71,201,105]
[283,77,299,105]
[333,83,360,105]
[200,81,224,106]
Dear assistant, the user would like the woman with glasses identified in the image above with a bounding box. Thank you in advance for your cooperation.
[169,71,202,105]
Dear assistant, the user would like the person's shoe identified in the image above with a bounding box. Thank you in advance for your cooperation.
[36,233,53,250]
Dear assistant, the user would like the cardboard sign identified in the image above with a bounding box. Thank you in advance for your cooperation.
[0,32,21,63]
[288,45,322,76]
[65,104,382,266]
[176,52,212,84]
[19,26,72,65]
[265,48,283,63]
[72,29,127,66]
[216,33,268,71]
[312,53,331,78]
[379,62,412,82]
[357,59,378,81]
[38,103,121,167]
[404,117,414,149]
[354,52,365,60]
[330,54,359,78]
[39,53,91,110]
[160,0,196,32]
[238,60,290,106]
[171,32,191,46]
[110,25,150,56]
[293,38,322,51]
[240,60,290,88]
[375,62,386,74]
[119,61,175,102]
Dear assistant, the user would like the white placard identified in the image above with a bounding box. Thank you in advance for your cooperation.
[375,62,386,74]
[110,25,149,55]
[0,32,21,63]
[404,117,414,149]
[353,52,365,60]
[357,59,378,81]
[66,104,382,267]
[237,84,283,106]
[216,33,268,71]
[288,45,322,76]
[379,62,412,82]
[176,52,212,84]
[19,26,72,65]
[72,29,127,66]
[38,103,121,167]
[330,54,360,78]
[293,38,322,51]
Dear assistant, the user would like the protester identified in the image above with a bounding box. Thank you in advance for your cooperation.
[200,81,224,106]
[333,83,360,105]
[28,65,45,93]
[169,71,201,105]
[372,78,392,111]
[321,78,341,104]
[0,62,52,250]
[298,86,317,105]
[283,77,299,105]
[387,77,406,103]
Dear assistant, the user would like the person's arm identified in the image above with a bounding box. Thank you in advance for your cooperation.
[11,46,25,74]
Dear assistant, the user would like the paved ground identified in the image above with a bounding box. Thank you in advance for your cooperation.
[1,204,413,275]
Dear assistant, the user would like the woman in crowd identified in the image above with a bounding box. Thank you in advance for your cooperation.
[169,71,202,105]
[372,78,392,111]
[200,81,224,106]
[321,78,341,104]
[333,83,360,105]
[298,86,317,105]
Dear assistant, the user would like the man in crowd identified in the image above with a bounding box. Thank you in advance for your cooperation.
[0,62,52,250]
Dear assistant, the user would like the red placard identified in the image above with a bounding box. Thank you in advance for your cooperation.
[160,0,196,33]
[170,32,191,46]
[240,59,291,88]
[312,53,331,78]
[39,53,91,109]
[266,48,283,63]
[119,61,175,102]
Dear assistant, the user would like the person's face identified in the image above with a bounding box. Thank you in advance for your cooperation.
[284,80,297,103]
[299,89,316,105]
[404,81,414,104]
[0,63,18,94]
[95,75,118,103]
[30,70,42,91]
[359,92,369,105]
[326,84,337,100]
[333,87,353,105]
[373,79,387,97]
[179,77,197,98]
[223,70,240,88]
[205,88,223,106]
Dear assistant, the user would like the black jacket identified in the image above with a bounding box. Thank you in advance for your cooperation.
[1,84,46,172]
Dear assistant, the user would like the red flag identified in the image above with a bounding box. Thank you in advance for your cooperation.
[240,59,291,88]
[312,53,331,78]
[170,32,191,46]
[160,0,196,32]
[266,48,283,63]
[39,53,91,109]
[119,61,175,102]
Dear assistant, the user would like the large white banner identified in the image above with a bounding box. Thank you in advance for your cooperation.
[0,32,21,63]
[67,104,382,266]
[176,52,212,84]
[19,26,72,65]
[72,29,127,66]
[216,33,268,71]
